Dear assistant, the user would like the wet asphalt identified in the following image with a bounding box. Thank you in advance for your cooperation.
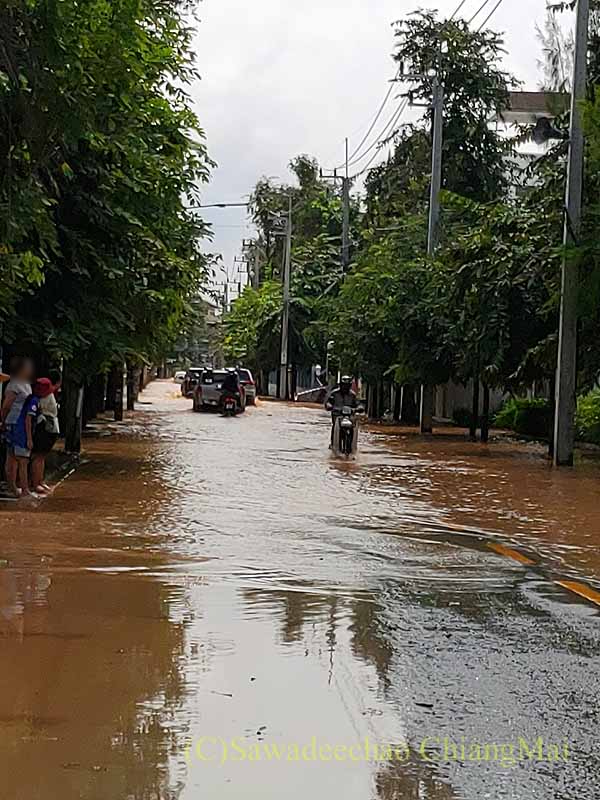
[0,380,599,799]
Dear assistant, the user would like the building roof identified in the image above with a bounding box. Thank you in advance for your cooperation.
[500,91,570,124]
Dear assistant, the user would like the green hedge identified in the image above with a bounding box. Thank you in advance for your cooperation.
[494,397,552,437]
[493,391,600,444]
[576,390,600,445]
[452,407,474,428]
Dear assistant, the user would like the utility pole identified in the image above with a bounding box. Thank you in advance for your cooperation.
[243,237,262,290]
[223,280,229,314]
[278,195,293,400]
[420,75,444,434]
[554,0,589,466]
[342,137,351,272]
[321,149,351,273]
[253,245,261,289]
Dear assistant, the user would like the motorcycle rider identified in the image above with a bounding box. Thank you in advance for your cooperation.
[325,375,359,448]
[221,368,241,410]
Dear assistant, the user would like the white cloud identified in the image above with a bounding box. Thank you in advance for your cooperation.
[190,0,560,283]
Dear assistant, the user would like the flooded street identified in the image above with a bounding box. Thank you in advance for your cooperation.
[1,380,599,799]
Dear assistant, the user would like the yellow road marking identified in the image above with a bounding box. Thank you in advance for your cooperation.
[487,542,536,565]
[555,580,600,608]
[487,542,600,608]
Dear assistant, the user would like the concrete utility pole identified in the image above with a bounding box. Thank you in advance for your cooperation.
[253,244,261,289]
[321,144,351,273]
[242,237,262,290]
[554,0,589,466]
[342,137,351,272]
[420,75,444,434]
[278,195,293,400]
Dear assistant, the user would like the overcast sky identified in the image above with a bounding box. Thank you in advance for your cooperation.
[190,0,565,292]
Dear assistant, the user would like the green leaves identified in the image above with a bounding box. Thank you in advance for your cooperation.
[0,0,213,372]
[223,281,282,370]
[328,10,559,392]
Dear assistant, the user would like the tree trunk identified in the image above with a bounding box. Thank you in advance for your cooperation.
[110,363,124,421]
[470,377,480,441]
[420,384,435,433]
[82,382,95,428]
[372,382,379,419]
[106,363,124,419]
[401,385,419,425]
[105,368,117,411]
[377,379,385,419]
[548,375,556,460]
[63,364,83,454]
[366,383,374,418]
[291,365,297,400]
[95,373,107,414]
[393,384,402,422]
[126,362,136,411]
[481,383,490,443]
[383,381,391,416]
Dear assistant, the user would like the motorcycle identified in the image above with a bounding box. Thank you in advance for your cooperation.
[332,405,360,457]
[220,392,239,417]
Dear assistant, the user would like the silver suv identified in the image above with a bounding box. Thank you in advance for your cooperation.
[192,369,247,412]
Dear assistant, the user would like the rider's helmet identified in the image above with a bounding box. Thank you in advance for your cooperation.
[340,375,353,393]
[223,367,238,385]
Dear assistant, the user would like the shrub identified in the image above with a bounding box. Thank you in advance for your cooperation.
[576,390,600,445]
[452,407,473,428]
[494,397,552,437]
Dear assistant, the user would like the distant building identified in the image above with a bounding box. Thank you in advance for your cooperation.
[171,298,223,368]
[497,91,569,197]
[499,91,569,126]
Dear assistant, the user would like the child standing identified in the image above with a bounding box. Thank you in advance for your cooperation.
[31,376,61,494]
[1,357,35,497]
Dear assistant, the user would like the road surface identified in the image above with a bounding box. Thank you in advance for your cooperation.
[0,380,598,799]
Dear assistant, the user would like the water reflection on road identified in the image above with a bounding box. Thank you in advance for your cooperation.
[0,380,599,800]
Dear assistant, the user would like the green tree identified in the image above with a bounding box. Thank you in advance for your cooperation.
[228,155,359,386]
[333,11,515,398]
[392,10,514,204]
[1,0,212,378]
[438,193,559,392]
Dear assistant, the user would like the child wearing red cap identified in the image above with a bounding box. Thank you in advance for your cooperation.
[31,376,61,495]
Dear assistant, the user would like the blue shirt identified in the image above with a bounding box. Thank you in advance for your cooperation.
[11,394,40,449]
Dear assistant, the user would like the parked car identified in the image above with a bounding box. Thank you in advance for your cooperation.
[193,369,246,412]
[237,368,257,405]
[173,370,187,385]
[182,367,204,397]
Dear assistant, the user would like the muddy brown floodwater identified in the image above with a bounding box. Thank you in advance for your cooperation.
[1,380,599,800]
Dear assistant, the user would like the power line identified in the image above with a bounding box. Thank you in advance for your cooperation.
[477,0,505,30]
[346,97,409,170]
[326,0,468,176]
[193,202,249,209]
[467,0,494,25]
[352,145,390,179]
[449,0,469,20]
[351,98,409,178]
[330,68,402,171]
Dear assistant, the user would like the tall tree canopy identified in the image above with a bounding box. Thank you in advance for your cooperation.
[0,0,212,375]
